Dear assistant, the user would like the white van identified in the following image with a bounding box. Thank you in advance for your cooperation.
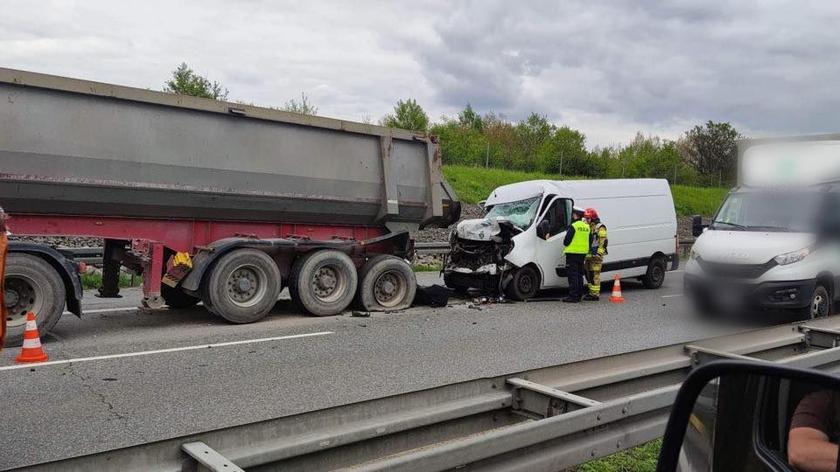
[444,179,679,299]
[685,135,840,318]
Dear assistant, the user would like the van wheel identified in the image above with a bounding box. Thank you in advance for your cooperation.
[203,249,281,323]
[505,266,540,301]
[290,250,358,316]
[3,254,65,347]
[641,257,667,289]
[356,255,416,311]
[800,284,833,320]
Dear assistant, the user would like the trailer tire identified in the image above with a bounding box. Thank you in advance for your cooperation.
[641,256,667,289]
[203,249,281,324]
[355,255,416,311]
[505,266,540,301]
[290,250,358,316]
[3,253,65,347]
[161,284,200,309]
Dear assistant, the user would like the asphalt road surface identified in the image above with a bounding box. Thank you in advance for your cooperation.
[0,270,737,469]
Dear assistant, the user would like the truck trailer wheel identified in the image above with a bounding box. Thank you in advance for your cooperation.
[202,249,281,324]
[641,256,667,289]
[356,255,416,311]
[505,266,540,301]
[3,253,65,347]
[161,284,200,309]
[290,250,358,316]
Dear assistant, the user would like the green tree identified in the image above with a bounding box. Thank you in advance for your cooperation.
[283,92,319,115]
[163,63,228,100]
[432,119,488,167]
[680,121,740,185]
[606,134,698,184]
[515,113,554,171]
[538,126,589,176]
[458,103,483,131]
[382,98,430,132]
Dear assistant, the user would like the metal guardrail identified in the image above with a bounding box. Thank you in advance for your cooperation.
[27,316,840,471]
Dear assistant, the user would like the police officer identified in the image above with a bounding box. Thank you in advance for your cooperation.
[562,207,591,303]
[583,208,608,301]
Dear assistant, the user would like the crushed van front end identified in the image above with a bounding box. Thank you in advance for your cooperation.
[443,218,516,293]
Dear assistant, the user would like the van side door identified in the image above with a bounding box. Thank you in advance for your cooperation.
[533,197,572,288]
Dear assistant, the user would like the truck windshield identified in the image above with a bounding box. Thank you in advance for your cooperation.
[712,191,820,233]
[485,197,541,230]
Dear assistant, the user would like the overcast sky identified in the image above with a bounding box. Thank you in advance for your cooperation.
[3,0,839,147]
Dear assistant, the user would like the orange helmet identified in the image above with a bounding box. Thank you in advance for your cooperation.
[584,208,599,220]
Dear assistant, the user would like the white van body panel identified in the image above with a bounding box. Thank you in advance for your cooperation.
[494,179,678,289]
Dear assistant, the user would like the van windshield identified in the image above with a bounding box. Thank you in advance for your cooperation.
[712,191,820,233]
[485,197,541,230]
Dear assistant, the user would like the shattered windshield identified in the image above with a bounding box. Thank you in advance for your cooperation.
[484,196,541,230]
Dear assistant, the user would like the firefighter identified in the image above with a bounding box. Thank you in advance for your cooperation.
[583,207,608,301]
[562,207,591,303]
[0,206,7,348]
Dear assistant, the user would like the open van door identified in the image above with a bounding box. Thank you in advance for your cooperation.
[533,196,572,288]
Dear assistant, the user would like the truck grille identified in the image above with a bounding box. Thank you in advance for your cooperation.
[696,258,777,279]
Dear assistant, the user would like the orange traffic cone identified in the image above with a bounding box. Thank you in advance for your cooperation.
[16,312,49,363]
[609,275,625,304]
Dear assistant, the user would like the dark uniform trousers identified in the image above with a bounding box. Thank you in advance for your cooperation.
[566,253,586,300]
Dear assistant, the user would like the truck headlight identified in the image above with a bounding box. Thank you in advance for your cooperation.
[689,248,699,261]
[774,247,810,266]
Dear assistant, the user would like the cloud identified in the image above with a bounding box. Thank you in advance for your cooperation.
[2,0,840,146]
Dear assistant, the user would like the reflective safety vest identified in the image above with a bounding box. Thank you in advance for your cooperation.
[564,220,591,254]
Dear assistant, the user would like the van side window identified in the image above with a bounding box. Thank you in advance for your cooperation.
[541,198,570,238]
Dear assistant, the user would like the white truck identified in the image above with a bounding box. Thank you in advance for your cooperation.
[685,135,840,318]
[444,179,679,299]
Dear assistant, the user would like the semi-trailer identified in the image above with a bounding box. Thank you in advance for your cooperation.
[0,68,460,346]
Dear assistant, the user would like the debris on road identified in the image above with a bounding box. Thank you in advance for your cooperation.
[413,285,454,308]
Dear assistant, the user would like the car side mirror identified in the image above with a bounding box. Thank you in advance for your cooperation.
[691,215,707,238]
[657,361,840,472]
[536,220,550,240]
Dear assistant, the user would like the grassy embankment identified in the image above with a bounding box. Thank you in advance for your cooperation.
[443,164,727,217]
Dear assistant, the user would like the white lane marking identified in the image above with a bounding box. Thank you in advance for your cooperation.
[662,294,684,298]
[670,270,684,274]
[64,307,140,315]
[0,331,333,372]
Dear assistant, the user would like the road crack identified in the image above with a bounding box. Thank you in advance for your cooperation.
[65,362,132,427]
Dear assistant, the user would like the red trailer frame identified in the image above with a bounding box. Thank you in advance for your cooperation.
[9,213,405,309]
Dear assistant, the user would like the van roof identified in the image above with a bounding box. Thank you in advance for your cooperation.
[484,179,671,206]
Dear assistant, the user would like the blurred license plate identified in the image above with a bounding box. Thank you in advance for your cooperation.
[717,285,744,308]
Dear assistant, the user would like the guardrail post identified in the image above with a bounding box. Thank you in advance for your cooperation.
[181,442,244,472]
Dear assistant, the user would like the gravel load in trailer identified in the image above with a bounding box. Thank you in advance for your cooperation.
[0,68,460,346]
